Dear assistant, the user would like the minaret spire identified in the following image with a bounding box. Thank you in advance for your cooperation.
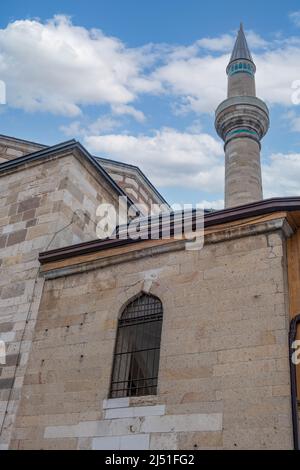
[215,24,270,208]
[229,22,253,64]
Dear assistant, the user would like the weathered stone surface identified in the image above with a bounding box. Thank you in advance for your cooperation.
[0,235,7,249]
[178,431,223,450]
[3,354,20,367]
[92,434,150,450]
[0,147,134,449]
[150,432,178,450]
[2,283,25,299]
[18,197,40,214]
[6,229,27,246]
[0,135,295,451]
[98,159,167,215]
[0,378,14,390]
[224,138,263,208]
[0,322,13,333]
[13,223,292,450]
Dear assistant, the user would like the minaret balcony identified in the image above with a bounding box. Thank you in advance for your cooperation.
[215,96,270,146]
[227,59,256,77]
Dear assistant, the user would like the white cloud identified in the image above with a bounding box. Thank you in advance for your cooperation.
[186,120,203,134]
[0,15,159,117]
[2,15,300,205]
[246,31,269,49]
[196,31,267,53]
[111,104,145,122]
[83,126,300,203]
[158,39,300,114]
[60,121,84,137]
[154,54,228,114]
[197,200,224,210]
[60,115,122,137]
[197,34,234,52]
[263,153,300,198]
[88,116,122,134]
[289,11,300,27]
[84,128,224,193]
[152,39,300,114]
[280,110,300,132]
[0,10,299,216]
[255,50,300,107]
[1,16,300,119]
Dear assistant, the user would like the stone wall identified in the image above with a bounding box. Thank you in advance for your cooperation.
[97,158,168,215]
[224,137,263,208]
[10,221,294,449]
[0,136,45,164]
[0,134,167,216]
[0,151,123,448]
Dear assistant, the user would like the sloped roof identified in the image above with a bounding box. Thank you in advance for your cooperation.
[0,133,168,207]
[95,155,169,206]
[0,139,135,208]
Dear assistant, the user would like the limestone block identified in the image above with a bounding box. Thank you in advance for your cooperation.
[104,405,165,420]
[6,230,27,247]
[149,432,178,450]
[77,437,92,450]
[140,413,223,434]
[6,149,24,158]
[178,431,223,450]
[1,282,26,299]
[120,434,150,450]
[92,435,120,450]
[92,434,151,450]
[18,197,41,214]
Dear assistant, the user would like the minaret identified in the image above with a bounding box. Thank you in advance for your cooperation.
[215,23,270,208]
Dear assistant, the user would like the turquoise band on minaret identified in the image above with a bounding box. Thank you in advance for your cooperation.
[227,62,255,77]
[226,128,259,138]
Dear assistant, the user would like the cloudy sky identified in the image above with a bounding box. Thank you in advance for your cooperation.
[1,0,300,208]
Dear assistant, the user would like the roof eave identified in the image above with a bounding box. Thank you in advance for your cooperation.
[38,196,300,265]
[0,139,139,214]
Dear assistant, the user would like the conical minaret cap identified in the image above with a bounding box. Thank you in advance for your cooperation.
[229,23,254,64]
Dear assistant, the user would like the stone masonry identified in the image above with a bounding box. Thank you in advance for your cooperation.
[0,23,298,451]
[98,157,169,215]
[0,135,170,449]
[0,134,167,216]
[0,135,45,164]
[0,147,128,448]
[9,219,294,450]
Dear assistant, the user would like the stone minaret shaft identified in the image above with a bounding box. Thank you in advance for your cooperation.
[215,24,269,208]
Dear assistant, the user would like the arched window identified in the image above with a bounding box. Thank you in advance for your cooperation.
[110,293,163,398]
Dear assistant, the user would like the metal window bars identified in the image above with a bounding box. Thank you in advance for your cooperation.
[110,294,163,398]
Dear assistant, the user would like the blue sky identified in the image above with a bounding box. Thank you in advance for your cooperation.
[1,0,300,208]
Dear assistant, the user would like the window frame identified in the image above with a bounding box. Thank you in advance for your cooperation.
[109,293,163,399]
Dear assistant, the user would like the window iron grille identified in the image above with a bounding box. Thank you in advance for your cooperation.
[110,294,163,398]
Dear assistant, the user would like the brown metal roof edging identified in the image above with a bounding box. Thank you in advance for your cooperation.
[38,196,300,265]
[289,315,300,451]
